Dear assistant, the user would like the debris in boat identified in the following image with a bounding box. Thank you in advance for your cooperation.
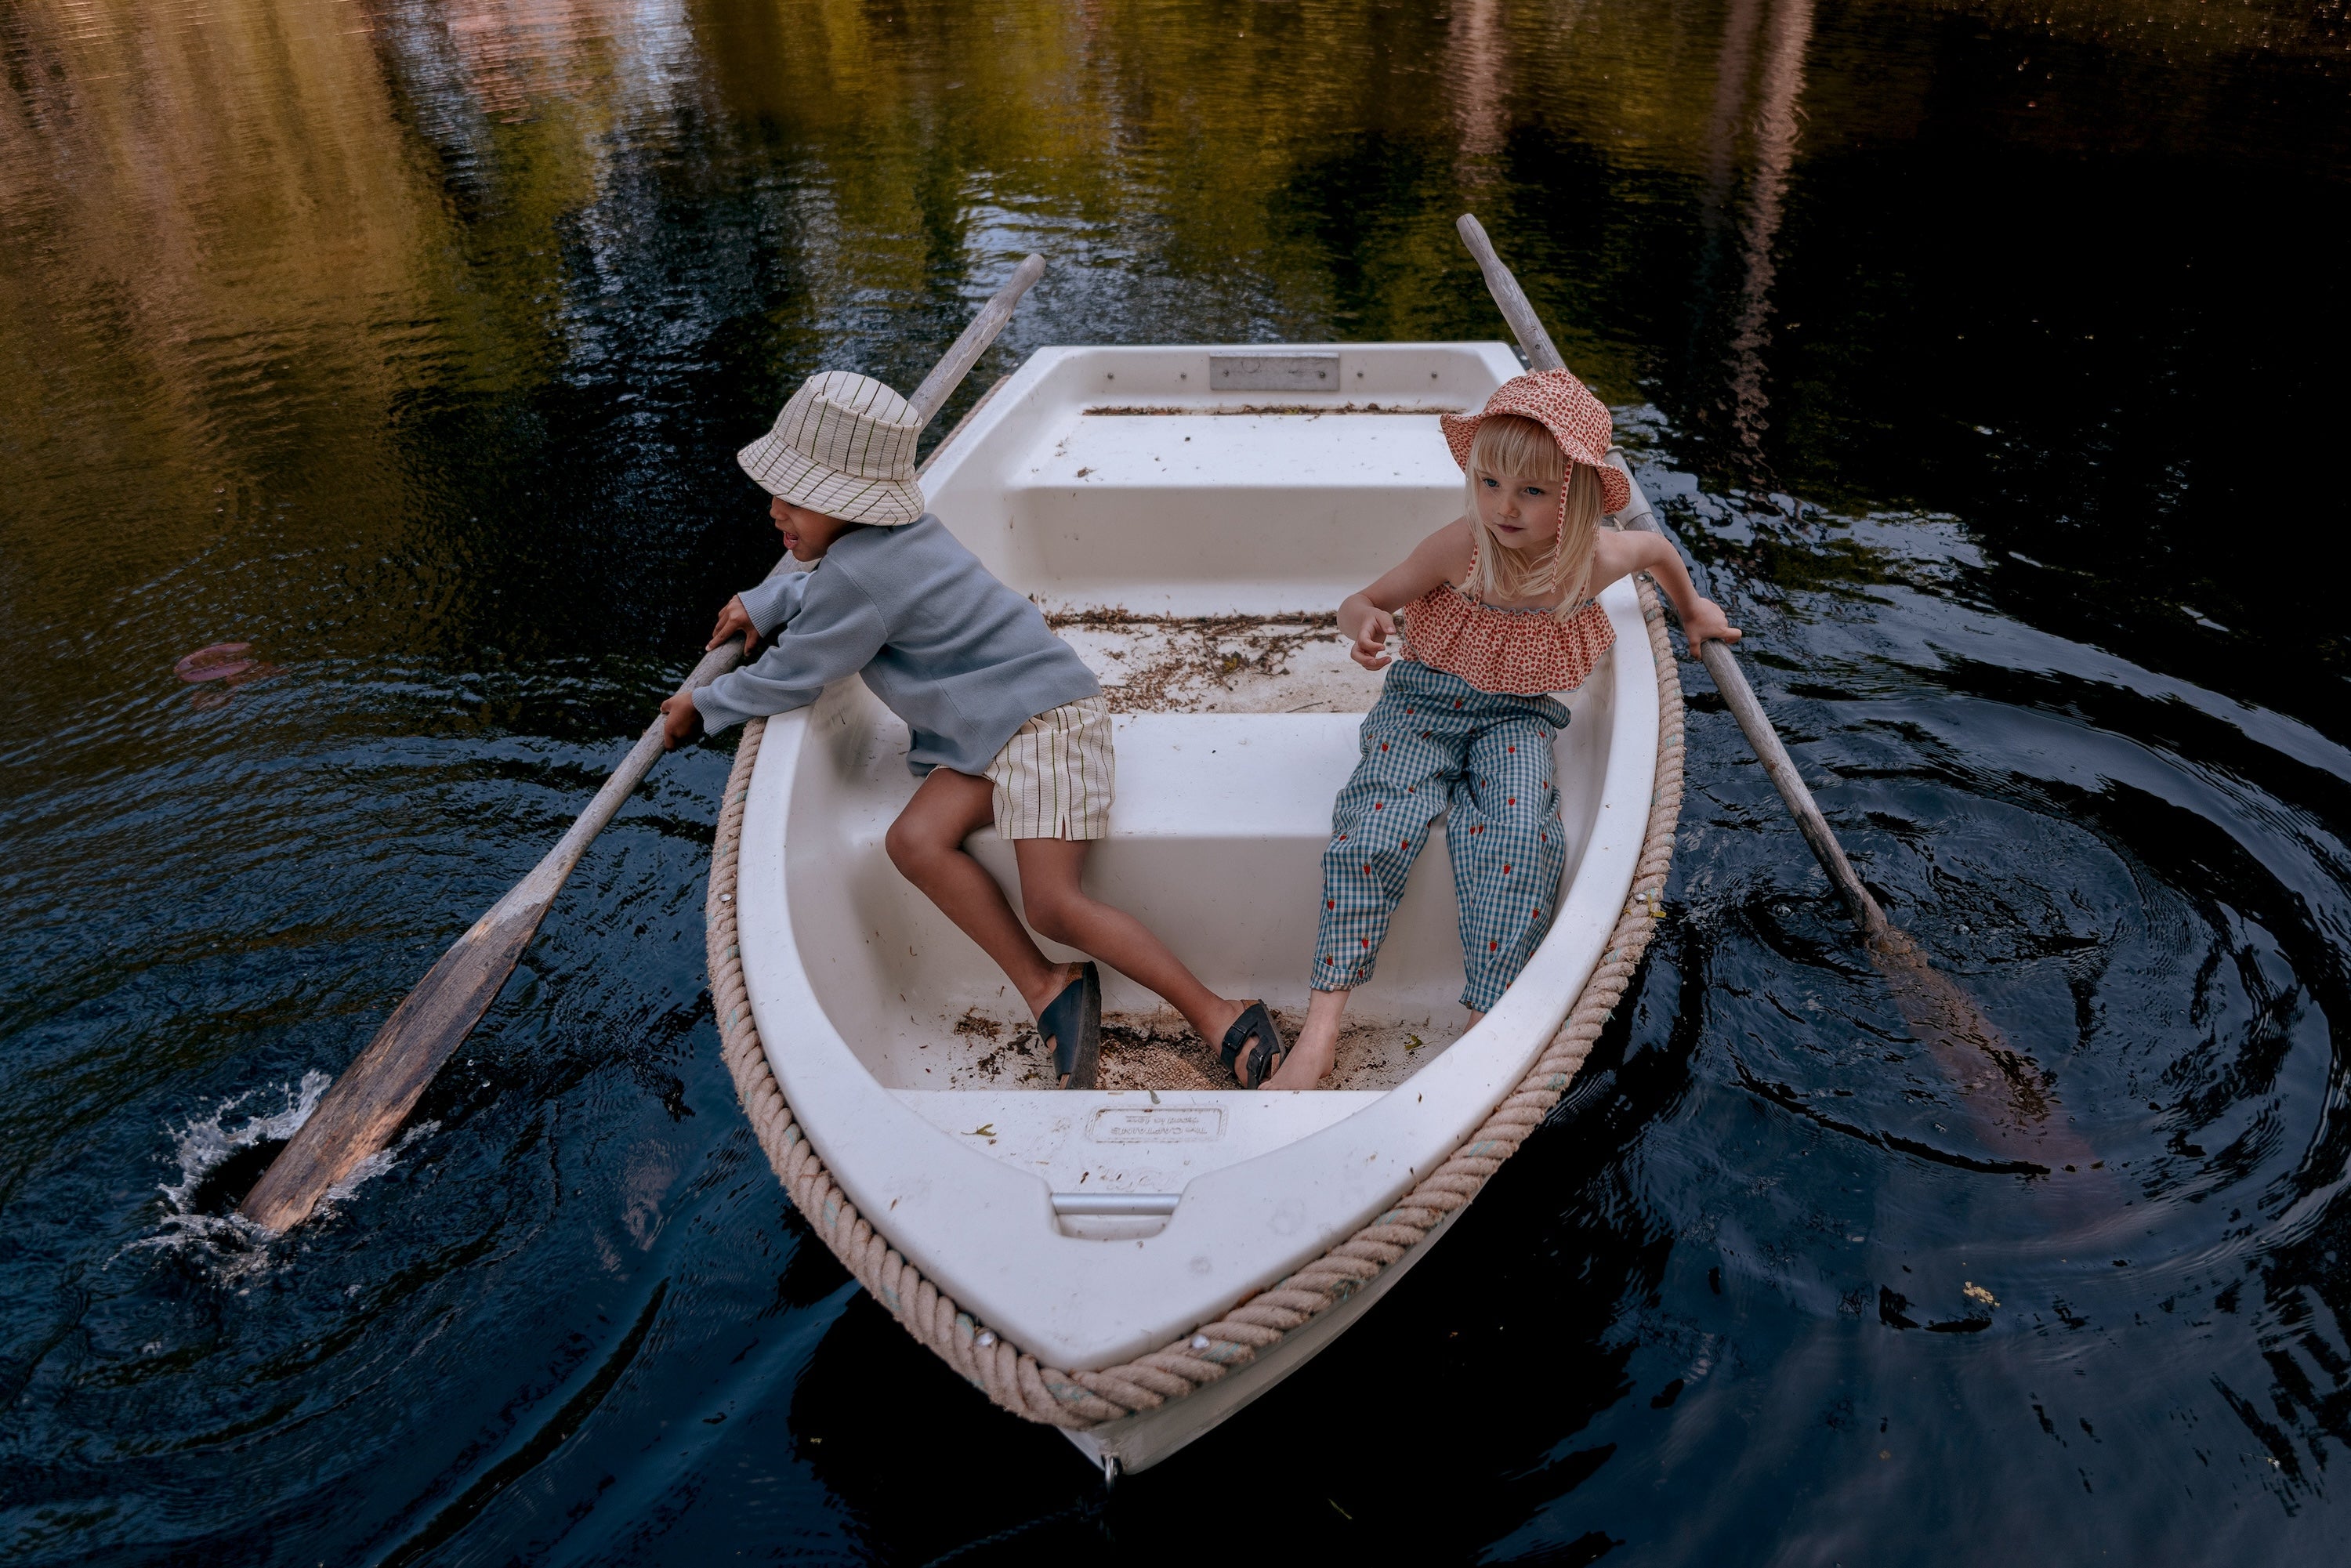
[1047,608,1353,715]
[1114,1049,1215,1092]
[954,1009,1005,1042]
[1099,1023,1218,1092]
[943,1008,1444,1092]
[1084,402,1462,418]
[963,1027,1042,1085]
[965,1123,995,1139]
[1080,1009,1444,1092]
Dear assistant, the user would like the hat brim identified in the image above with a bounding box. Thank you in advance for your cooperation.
[1439,408,1633,516]
[737,433,926,526]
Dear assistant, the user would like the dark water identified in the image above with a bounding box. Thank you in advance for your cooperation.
[5,0,2349,1559]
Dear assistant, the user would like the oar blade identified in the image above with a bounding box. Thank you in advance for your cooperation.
[240,901,548,1232]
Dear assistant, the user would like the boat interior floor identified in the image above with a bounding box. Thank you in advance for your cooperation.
[901,1003,1462,1093]
[1047,611,1386,716]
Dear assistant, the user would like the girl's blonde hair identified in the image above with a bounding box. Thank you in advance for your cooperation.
[1464,414,1607,616]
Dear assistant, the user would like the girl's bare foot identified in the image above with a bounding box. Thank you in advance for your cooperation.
[1263,988,1347,1088]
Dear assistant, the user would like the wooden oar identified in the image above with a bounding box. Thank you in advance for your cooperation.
[1455,215,2092,1172]
[241,255,1049,1233]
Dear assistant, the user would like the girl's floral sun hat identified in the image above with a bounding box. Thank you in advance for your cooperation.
[737,370,926,526]
[1438,368,1632,516]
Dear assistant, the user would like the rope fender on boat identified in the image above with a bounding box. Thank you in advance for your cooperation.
[702,575,1689,1430]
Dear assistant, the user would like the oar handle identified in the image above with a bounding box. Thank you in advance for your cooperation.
[1456,212,1893,943]
[1456,215,1569,373]
[907,254,1047,425]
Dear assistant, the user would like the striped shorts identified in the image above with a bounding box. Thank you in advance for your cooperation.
[984,697,1116,840]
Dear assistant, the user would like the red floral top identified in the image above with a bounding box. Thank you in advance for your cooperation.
[1399,543,1614,697]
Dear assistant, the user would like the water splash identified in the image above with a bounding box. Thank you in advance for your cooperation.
[124,1074,441,1278]
[161,1072,329,1203]
[121,1074,331,1274]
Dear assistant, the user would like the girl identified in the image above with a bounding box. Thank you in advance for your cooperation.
[1251,369,1738,1090]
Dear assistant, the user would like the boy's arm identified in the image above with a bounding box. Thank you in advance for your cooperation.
[737,570,809,636]
[1338,518,1474,670]
[1592,529,1741,652]
[705,572,811,659]
[689,571,889,739]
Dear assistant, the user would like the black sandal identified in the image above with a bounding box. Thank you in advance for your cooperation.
[1219,1001,1287,1088]
[1039,962,1102,1089]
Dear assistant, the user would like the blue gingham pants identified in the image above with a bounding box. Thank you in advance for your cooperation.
[1312,660,1570,1012]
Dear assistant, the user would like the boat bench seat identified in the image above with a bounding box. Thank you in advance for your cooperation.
[965,710,1552,1016]
[1004,412,1461,617]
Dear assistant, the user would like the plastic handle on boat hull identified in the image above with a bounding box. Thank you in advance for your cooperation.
[1051,1193,1182,1217]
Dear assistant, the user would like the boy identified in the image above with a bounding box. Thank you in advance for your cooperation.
[661,371,1283,1087]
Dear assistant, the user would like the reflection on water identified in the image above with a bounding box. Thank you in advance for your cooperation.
[2,0,2348,1560]
[1721,0,1812,458]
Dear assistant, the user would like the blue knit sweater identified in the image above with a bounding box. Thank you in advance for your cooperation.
[691,515,1100,776]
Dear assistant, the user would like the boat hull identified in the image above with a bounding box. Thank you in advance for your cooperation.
[1063,1200,1469,1477]
[715,342,1674,1468]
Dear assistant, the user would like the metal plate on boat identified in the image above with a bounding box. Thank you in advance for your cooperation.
[1088,1106,1226,1143]
[1208,353,1339,392]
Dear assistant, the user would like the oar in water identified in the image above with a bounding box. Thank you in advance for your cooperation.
[241,255,1049,1233]
[1455,214,2095,1175]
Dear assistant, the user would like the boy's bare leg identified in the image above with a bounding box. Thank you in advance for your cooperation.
[884,769,1075,1019]
[1265,986,1349,1088]
[1011,838,1248,1048]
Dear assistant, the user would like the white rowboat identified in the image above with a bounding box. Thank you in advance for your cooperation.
[707,342,1682,1476]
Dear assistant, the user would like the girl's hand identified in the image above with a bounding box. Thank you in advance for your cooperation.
[1680,596,1743,656]
[1342,599,1397,670]
[659,693,703,751]
[707,594,759,657]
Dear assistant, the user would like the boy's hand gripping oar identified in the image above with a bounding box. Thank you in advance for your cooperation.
[240,255,1049,1234]
[1455,214,2092,1175]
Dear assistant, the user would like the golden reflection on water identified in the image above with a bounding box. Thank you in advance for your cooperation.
[3,6,2350,1558]
[1,0,2339,632]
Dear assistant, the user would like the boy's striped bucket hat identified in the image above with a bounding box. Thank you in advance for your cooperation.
[737,371,926,526]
